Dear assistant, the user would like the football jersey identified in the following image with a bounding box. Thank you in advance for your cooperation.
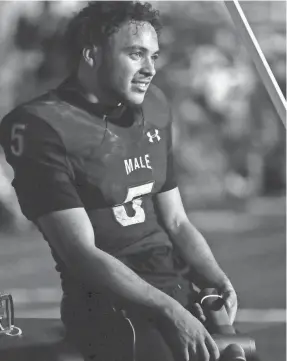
[0,77,189,292]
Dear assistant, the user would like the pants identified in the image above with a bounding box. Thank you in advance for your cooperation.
[61,278,196,361]
[62,306,174,361]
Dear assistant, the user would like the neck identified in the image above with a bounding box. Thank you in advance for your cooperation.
[77,65,121,107]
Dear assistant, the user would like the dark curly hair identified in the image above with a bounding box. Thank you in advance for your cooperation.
[65,1,162,67]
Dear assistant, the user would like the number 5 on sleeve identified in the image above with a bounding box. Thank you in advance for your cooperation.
[11,123,26,156]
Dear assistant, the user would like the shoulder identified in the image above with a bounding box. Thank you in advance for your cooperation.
[0,93,65,159]
[142,84,171,129]
[1,91,59,131]
[0,84,79,142]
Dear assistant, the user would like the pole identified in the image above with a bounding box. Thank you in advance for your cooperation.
[224,0,286,128]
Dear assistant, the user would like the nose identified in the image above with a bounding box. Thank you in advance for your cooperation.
[141,57,156,77]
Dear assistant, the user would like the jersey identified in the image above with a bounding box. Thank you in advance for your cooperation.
[0,77,189,295]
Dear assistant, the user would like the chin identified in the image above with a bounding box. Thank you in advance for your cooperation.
[125,92,146,105]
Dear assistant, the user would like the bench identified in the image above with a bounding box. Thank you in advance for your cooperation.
[0,318,82,361]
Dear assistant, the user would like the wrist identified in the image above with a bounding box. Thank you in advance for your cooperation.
[204,271,231,291]
[155,295,186,324]
[216,274,233,290]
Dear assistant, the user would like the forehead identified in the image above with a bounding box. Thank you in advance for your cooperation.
[108,21,159,52]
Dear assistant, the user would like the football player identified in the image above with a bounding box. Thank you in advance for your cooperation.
[0,2,237,361]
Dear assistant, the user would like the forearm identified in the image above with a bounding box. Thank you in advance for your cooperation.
[68,242,181,318]
[169,219,229,288]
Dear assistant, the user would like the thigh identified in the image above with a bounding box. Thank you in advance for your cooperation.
[63,306,134,361]
[61,289,179,361]
[63,306,175,361]
[131,315,175,361]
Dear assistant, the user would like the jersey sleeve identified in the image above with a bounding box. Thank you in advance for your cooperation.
[159,111,177,193]
[0,110,83,221]
[144,84,178,194]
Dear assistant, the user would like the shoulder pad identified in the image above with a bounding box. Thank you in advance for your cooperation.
[7,90,105,152]
[0,102,64,162]
[0,92,62,145]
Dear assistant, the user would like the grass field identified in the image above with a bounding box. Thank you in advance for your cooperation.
[0,196,285,361]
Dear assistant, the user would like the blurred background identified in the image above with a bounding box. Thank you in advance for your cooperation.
[0,1,285,361]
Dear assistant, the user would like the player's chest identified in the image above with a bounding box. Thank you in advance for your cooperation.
[71,122,168,205]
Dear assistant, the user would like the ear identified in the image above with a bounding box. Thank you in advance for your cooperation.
[82,46,98,67]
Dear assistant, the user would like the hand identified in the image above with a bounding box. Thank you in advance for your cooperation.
[158,304,220,361]
[190,281,238,325]
[218,279,238,325]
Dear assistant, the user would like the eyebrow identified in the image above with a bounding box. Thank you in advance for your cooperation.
[125,45,160,55]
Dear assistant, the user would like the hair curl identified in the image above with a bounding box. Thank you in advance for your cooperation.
[65,1,162,66]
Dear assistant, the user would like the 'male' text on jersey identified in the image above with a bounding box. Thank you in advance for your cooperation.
[124,154,152,175]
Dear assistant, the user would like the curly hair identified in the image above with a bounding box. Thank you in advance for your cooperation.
[65,1,162,66]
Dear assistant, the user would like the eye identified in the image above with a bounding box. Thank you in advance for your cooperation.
[151,54,159,62]
[130,51,143,60]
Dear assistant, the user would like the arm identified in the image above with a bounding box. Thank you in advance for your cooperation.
[155,187,237,323]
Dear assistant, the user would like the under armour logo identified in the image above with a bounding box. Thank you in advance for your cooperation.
[147,129,161,143]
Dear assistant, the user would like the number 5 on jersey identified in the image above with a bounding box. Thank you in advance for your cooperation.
[11,123,26,156]
[113,182,154,227]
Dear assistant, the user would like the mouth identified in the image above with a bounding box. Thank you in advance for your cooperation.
[131,80,150,92]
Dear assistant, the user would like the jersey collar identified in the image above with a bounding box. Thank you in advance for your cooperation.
[56,75,127,120]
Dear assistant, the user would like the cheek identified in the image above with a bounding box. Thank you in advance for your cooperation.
[115,70,130,88]
[114,58,138,87]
